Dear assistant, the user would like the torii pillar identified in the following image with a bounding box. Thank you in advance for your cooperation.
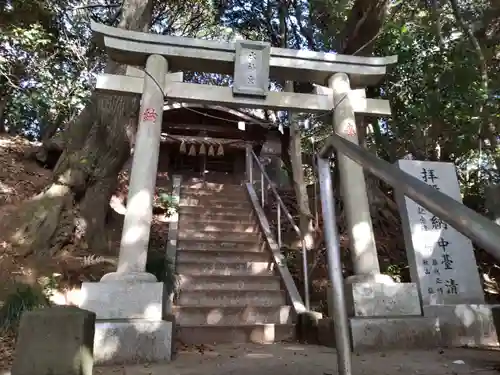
[318,75,421,325]
[102,55,168,282]
[79,55,173,365]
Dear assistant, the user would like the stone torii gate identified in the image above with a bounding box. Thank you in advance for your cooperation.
[80,21,397,365]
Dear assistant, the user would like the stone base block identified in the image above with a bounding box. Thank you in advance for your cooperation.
[318,316,440,352]
[296,311,323,344]
[328,281,422,317]
[100,271,158,283]
[94,320,172,365]
[317,318,336,348]
[350,317,440,351]
[12,306,95,375]
[424,304,499,347]
[80,281,163,320]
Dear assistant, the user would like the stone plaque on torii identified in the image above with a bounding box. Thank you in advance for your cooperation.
[81,21,399,365]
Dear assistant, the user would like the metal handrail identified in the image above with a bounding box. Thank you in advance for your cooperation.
[320,133,500,259]
[247,148,311,311]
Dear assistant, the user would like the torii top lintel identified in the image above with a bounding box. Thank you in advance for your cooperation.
[91,22,397,88]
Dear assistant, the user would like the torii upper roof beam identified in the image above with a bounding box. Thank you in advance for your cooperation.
[91,22,397,88]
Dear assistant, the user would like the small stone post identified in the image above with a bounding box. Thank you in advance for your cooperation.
[102,54,168,282]
[328,72,380,279]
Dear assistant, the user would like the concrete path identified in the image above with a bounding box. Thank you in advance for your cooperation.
[96,343,500,375]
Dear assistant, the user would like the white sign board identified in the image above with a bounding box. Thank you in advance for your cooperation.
[396,160,484,305]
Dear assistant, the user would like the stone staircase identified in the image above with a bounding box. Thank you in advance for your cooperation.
[173,177,295,344]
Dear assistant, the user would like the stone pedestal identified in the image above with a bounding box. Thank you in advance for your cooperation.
[79,281,172,364]
[94,320,172,365]
[328,275,422,318]
[321,301,500,351]
[424,304,499,347]
[81,282,164,320]
[317,316,440,352]
[326,275,427,351]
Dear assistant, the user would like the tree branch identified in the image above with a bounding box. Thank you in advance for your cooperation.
[448,0,499,170]
[73,3,123,11]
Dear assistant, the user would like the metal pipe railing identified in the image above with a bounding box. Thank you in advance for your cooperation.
[317,157,352,375]
[246,148,311,311]
[320,132,500,260]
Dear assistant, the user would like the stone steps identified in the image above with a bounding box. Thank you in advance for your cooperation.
[177,230,260,242]
[179,212,255,224]
[177,239,263,252]
[180,190,247,200]
[179,205,252,215]
[180,191,246,199]
[179,221,259,233]
[172,305,293,325]
[181,180,244,187]
[176,324,295,345]
[179,197,251,211]
[174,178,295,344]
[177,290,286,307]
[177,275,282,291]
[180,201,250,210]
[176,262,274,276]
[181,188,248,199]
[177,249,270,263]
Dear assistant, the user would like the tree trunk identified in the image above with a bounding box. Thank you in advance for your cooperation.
[289,109,315,250]
[279,127,294,187]
[278,2,315,252]
[0,95,7,133]
[12,0,155,256]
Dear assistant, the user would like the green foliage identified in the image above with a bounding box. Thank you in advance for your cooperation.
[0,0,220,139]
[157,189,179,217]
[37,273,62,299]
[384,264,403,283]
[0,0,93,138]
[0,283,50,333]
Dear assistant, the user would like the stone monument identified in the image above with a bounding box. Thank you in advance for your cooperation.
[396,159,498,346]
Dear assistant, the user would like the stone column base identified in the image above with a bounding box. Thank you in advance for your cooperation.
[78,281,172,364]
[424,304,500,347]
[94,320,172,365]
[100,271,157,283]
[318,316,440,351]
[328,277,422,317]
[318,304,500,352]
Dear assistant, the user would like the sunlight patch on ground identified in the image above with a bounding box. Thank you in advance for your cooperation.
[0,182,14,195]
[245,352,274,358]
[283,346,305,351]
